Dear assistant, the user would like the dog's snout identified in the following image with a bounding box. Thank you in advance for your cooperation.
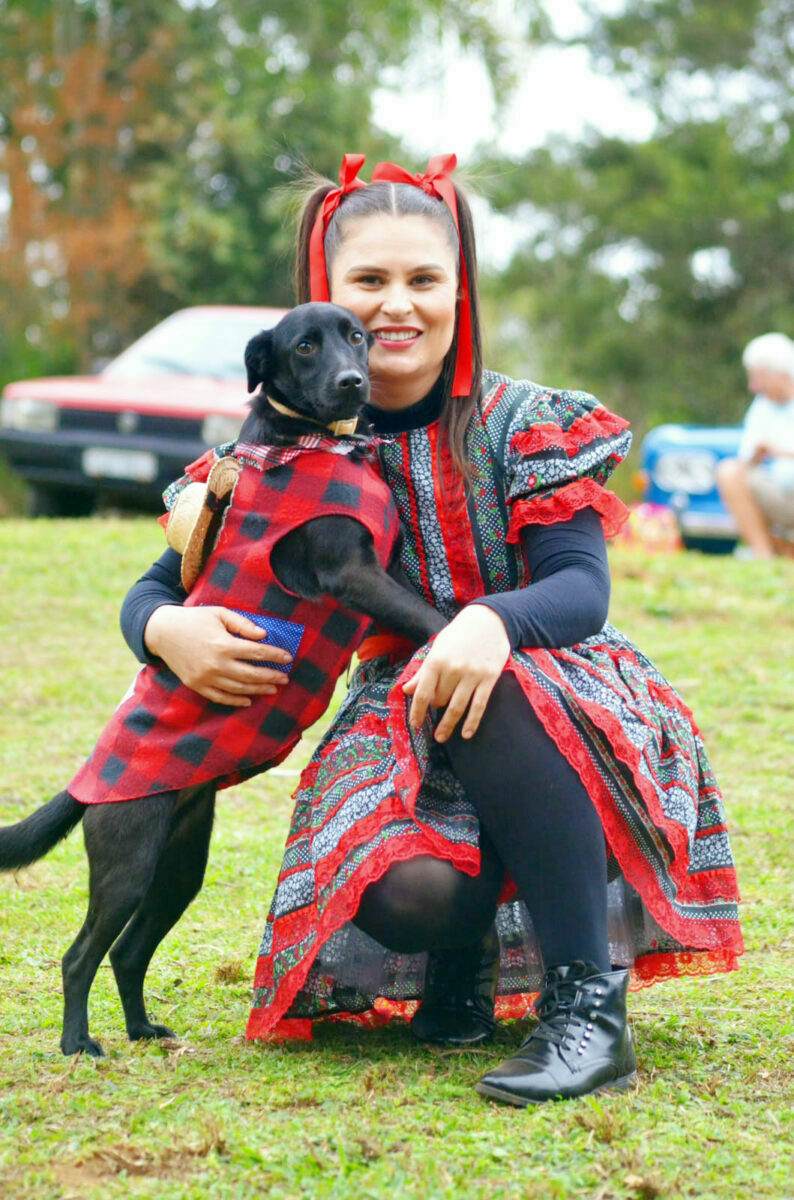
[336,370,364,392]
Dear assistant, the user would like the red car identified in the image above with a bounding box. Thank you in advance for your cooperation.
[0,305,286,516]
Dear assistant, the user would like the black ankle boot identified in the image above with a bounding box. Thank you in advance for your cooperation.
[475,962,636,1105]
[410,925,500,1046]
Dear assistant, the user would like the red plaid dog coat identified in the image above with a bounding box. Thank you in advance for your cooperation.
[68,439,400,804]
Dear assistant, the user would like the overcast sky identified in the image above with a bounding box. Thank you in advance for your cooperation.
[372,1,654,264]
[372,0,654,160]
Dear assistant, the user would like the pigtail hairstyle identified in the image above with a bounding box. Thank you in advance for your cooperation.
[294,182,335,305]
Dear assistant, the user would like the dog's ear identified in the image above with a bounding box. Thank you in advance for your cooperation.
[365,330,375,349]
[244,329,274,394]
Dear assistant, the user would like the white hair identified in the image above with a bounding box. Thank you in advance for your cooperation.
[742,332,794,377]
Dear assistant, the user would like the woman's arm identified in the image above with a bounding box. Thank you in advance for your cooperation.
[403,508,610,740]
[120,548,293,708]
[471,506,609,649]
[120,548,188,664]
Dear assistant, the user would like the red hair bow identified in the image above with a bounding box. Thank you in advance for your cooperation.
[371,153,473,398]
[308,153,367,303]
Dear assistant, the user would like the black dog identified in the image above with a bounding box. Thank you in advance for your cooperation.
[0,302,445,1057]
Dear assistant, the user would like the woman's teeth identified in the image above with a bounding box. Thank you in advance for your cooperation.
[376,330,419,341]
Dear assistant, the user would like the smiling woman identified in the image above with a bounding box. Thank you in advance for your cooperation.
[119,154,742,1110]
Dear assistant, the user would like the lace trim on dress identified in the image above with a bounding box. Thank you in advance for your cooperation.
[511,407,631,459]
[246,826,478,1042]
[252,945,742,1042]
[507,480,631,541]
[505,655,744,941]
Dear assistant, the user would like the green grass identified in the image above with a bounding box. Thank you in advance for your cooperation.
[0,518,792,1200]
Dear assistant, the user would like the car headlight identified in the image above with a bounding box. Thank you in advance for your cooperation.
[0,396,59,433]
[201,413,244,446]
[651,451,717,496]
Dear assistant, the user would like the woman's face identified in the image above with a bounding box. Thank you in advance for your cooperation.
[328,213,458,409]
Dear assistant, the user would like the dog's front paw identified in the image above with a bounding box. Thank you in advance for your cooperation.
[127,1021,177,1042]
[61,1032,105,1058]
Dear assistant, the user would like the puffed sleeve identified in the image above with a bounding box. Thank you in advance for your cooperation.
[502,386,632,543]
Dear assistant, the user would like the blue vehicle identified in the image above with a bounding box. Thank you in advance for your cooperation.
[637,424,742,552]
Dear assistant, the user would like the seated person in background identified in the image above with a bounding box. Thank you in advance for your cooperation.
[716,332,794,558]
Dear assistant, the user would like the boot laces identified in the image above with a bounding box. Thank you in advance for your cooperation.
[526,961,593,1049]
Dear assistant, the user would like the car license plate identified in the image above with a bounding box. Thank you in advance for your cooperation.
[678,510,738,535]
[82,447,157,483]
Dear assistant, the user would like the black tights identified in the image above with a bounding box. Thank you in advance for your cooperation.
[353,673,611,972]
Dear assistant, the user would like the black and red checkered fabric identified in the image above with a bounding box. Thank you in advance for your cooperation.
[69,441,400,804]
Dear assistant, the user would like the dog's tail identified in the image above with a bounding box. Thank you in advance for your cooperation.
[0,791,84,870]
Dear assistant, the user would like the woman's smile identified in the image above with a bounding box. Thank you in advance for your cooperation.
[372,325,424,349]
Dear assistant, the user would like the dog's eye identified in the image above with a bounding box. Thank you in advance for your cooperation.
[295,341,314,356]
[349,330,364,345]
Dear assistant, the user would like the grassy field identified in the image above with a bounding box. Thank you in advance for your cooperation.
[0,517,792,1200]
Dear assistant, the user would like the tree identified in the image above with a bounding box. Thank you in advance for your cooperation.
[0,0,507,384]
[482,0,794,433]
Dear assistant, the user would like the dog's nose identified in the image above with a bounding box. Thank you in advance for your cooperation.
[335,370,364,392]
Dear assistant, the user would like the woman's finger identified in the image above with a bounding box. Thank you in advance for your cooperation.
[225,638,293,665]
[407,663,443,728]
[433,680,476,743]
[202,686,253,708]
[217,663,290,689]
[460,677,499,740]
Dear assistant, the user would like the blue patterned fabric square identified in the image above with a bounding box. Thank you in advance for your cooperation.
[231,610,305,675]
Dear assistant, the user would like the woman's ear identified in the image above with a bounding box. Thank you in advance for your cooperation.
[244,330,274,394]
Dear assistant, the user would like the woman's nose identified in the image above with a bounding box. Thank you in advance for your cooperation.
[380,283,413,317]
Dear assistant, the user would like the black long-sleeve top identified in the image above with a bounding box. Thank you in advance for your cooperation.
[120,388,611,663]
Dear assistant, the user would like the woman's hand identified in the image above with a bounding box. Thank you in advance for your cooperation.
[143,605,292,707]
[402,604,511,742]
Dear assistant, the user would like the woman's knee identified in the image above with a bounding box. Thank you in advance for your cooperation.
[353,855,500,953]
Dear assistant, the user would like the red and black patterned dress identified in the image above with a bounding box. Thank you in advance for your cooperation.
[247,372,744,1041]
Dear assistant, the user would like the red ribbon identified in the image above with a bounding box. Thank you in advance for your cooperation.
[308,153,367,303]
[371,153,473,398]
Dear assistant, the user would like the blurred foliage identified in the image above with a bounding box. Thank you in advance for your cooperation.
[0,0,508,382]
[480,0,794,436]
[1,0,792,444]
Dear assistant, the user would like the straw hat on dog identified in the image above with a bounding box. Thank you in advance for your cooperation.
[166,456,241,590]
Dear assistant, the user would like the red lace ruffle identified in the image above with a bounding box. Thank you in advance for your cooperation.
[511,407,630,459]
[502,656,743,951]
[508,480,630,542]
[246,703,478,1042]
[527,649,740,910]
[254,944,741,1042]
[246,827,473,1042]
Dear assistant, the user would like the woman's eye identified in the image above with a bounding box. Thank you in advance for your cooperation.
[412,275,435,286]
[296,341,314,356]
[349,330,364,345]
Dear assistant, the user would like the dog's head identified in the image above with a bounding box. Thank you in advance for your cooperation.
[244,303,373,432]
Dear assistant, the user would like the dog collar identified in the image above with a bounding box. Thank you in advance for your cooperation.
[267,395,359,438]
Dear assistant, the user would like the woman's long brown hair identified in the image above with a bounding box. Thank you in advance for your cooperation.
[294,178,483,483]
